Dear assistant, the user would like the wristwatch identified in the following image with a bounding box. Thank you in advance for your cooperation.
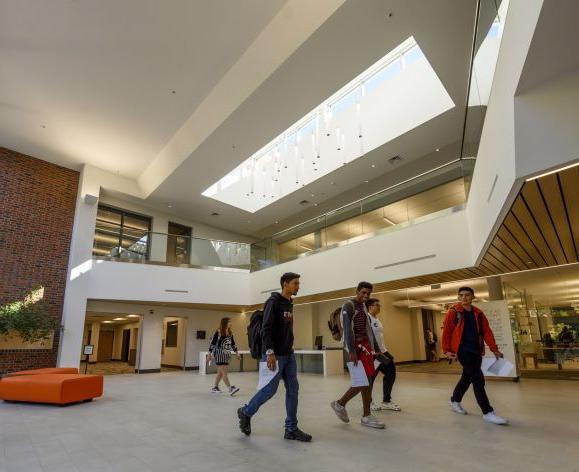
[266,349,274,356]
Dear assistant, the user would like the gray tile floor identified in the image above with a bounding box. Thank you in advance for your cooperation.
[1,370,578,472]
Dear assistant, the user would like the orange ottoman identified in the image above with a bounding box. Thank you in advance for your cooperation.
[0,374,103,405]
[5,367,79,377]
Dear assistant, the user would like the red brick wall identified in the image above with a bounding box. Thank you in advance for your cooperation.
[0,147,79,374]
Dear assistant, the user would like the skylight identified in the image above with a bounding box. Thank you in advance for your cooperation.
[203,36,455,213]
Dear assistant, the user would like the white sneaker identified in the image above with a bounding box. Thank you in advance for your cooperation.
[370,402,381,412]
[361,415,385,429]
[483,411,508,425]
[381,401,401,411]
[330,400,349,423]
[229,386,240,396]
[450,401,468,415]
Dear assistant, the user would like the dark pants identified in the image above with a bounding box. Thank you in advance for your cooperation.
[243,354,299,432]
[370,358,396,403]
[451,349,493,414]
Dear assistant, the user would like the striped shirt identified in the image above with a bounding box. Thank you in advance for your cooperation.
[353,302,369,342]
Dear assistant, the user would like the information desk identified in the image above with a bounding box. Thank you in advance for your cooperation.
[198,349,344,376]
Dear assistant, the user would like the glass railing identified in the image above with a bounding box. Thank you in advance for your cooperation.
[251,159,469,271]
[92,231,251,270]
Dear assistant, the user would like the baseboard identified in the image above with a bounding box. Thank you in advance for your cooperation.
[135,368,161,374]
[184,366,199,371]
[161,364,182,369]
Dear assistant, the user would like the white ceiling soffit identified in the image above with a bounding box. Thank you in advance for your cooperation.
[202,36,454,213]
[137,0,347,196]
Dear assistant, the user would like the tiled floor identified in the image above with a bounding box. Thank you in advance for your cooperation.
[1,370,578,472]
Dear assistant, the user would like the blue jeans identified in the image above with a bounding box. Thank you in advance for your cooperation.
[243,353,299,432]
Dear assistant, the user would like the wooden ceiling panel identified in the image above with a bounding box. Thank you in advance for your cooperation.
[559,166,579,256]
[521,181,568,264]
[510,199,558,265]
[538,174,578,263]
[503,213,548,266]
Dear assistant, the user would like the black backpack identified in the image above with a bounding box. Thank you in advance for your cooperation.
[247,310,264,359]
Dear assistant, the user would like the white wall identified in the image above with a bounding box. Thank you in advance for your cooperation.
[87,261,251,306]
[161,317,186,367]
[466,0,544,262]
[250,209,472,304]
[514,70,579,179]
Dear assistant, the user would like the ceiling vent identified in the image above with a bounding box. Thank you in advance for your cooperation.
[388,155,403,165]
[430,284,441,290]
[299,200,310,206]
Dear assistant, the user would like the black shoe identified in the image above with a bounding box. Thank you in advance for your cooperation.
[284,428,312,442]
[237,407,251,436]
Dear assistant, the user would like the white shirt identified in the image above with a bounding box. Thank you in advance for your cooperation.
[368,314,387,353]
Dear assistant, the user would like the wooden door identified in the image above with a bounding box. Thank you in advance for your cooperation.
[97,330,114,362]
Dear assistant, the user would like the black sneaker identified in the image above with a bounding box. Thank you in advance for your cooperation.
[284,428,312,442]
[237,407,251,436]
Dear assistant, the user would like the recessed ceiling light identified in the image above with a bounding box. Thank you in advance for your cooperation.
[364,180,369,183]
[311,194,315,197]
[127,314,139,318]
[435,148,440,152]
[371,164,376,168]
[167,203,173,208]
[113,317,126,321]
[102,320,113,324]
[330,181,336,185]
[275,221,279,224]
[314,203,318,206]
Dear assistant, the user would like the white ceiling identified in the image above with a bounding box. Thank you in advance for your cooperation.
[1,0,484,236]
[0,0,287,177]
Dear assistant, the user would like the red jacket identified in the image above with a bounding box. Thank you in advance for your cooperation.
[442,304,499,356]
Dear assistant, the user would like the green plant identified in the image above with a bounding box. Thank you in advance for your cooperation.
[0,287,59,343]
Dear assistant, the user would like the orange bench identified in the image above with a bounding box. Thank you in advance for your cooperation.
[4,367,79,377]
[0,372,103,405]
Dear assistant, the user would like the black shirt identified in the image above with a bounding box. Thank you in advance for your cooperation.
[261,292,294,355]
[460,309,480,354]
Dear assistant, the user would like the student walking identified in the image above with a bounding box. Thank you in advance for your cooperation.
[442,286,509,425]
[237,272,312,442]
[366,298,401,412]
[209,317,240,395]
[330,282,385,429]
[426,328,439,362]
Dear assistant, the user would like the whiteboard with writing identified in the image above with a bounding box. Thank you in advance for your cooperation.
[477,300,517,378]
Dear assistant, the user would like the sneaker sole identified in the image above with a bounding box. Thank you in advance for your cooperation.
[361,422,386,429]
[230,388,240,396]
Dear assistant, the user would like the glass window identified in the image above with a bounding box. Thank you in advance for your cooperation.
[331,88,361,115]
[93,206,151,260]
[364,59,402,94]
[403,45,424,67]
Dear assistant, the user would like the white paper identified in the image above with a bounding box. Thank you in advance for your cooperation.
[482,357,515,377]
[257,361,279,390]
[347,361,369,387]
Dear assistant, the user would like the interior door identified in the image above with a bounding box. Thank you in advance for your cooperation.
[121,329,131,362]
[97,330,114,362]
[167,222,192,265]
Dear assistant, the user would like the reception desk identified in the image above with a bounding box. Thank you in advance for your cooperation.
[198,349,344,376]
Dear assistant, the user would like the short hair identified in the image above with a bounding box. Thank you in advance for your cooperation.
[365,298,380,309]
[357,281,373,292]
[280,272,300,288]
[458,286,474,295]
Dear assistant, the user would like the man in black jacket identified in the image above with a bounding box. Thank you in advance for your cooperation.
[237,272,312,442]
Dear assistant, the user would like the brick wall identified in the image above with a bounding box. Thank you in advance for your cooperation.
[0,147,79,374]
